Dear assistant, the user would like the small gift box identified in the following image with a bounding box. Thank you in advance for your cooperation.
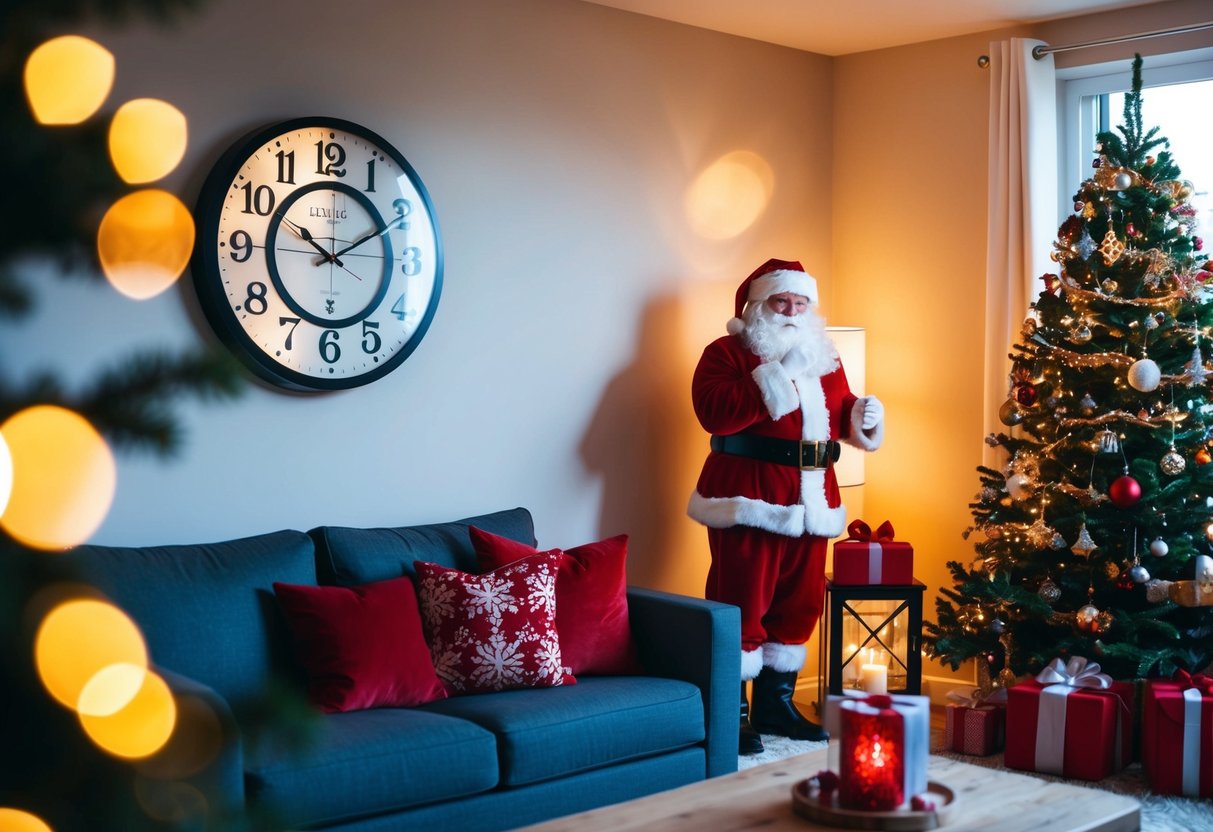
[1142,670,1213,797]
[826,690,929,806]
[944,687,1006,756]
[1004,656,1134,781]
[832,520,914,585]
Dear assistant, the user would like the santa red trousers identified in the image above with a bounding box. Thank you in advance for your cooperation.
[705,524,828,654]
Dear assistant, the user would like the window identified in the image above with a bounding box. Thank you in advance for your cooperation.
[1059,47,1213,241]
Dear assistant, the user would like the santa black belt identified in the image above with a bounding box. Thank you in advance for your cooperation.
[710,435,840,470]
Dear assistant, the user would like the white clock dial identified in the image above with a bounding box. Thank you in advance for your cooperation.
[193,118,442,391]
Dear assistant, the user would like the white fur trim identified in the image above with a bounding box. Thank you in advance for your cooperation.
[846,397,884,452]
[797,376,829,440]
[762,642,807,672]
[751,361,799,421]
[749,270,818,305]
[726,317,745,335]
[801,469,848,537]
[742,647,764,681]
[688,492,806,537]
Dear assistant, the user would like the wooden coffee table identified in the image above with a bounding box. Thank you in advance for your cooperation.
[521,748,1140,831]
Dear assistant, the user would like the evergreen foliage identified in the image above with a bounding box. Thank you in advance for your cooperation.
[925,55,1213,686]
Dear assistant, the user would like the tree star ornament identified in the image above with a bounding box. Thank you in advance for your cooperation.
[1182,343,1212,386]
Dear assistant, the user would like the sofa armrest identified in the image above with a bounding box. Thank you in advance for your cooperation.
[627,587,740,777]
[148,667,246,825]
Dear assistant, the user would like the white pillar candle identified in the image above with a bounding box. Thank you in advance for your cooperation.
[859,663,887,694]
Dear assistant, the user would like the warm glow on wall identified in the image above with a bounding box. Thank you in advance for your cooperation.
[79,668,176,759]
[108,98,188,184]
[685,150,773,240]
[828,326,866,487]
[23,35,114,125]
[97,189,195,299]
[34,599,148,712]
[0,808,53,832]
[0,406,116,550]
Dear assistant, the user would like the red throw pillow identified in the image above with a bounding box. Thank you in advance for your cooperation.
[414,553,573,694]
[273,577,447,713]
[469,527,640,676]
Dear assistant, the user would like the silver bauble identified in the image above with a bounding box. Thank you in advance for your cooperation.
[998,399,1023,426]
[1114,171,1133,190]
[989,618,1007,635]
[1128,358,1162,392]
[1038,579,1062,604]
[1129,564,1151,584]
[1160,447,1187,476]
[1005,473,1031,501]
[1072,324,1093,343]
[1149,537,1169,558]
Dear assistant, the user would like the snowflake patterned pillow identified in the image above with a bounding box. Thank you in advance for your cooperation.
[414,552,575,694]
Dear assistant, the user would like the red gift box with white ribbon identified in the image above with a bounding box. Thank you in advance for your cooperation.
[1004,656,1134,781]
[944,687,1006,756]
[1142,671,1213,797]
[832,520,913,585]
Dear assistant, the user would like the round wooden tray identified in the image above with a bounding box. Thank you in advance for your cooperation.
[791,778,956,830]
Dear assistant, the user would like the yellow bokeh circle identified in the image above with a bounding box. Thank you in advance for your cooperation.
[0,406,116,550]
[78,661,150,718]
[109,99,188,184]
[97,189,195,300]
[23,35,115,125]
[80,668,177,759]
[685,150,774,241]
[0,808,53,832]
[0,429,12,518]
[34,599,148,712]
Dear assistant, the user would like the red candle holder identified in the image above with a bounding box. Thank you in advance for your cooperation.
[839,694,905,811]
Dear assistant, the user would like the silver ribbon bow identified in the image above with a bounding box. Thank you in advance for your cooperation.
[1034,655,1112,689]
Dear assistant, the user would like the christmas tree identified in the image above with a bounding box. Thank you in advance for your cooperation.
[926,55,1213,687]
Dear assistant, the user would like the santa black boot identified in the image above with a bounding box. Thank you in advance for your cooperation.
[749,668,828,742]
[739,682,764,755]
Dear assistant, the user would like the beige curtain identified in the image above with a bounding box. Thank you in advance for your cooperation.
[984,38,1057,468]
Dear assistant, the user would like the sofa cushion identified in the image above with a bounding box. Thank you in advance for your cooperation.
[62,530,316,711]
[470,527,640,676]
[273,577,447,712]
[420,675,704,787]
[310,507,536,586]
[244,708,499,828]
[415,553,573,694]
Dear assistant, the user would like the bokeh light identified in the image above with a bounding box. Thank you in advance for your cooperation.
[78,661,150,717]
[23,35,114,125]
[0,406,116,550]
[109,99,188,184]
[80,669,176,759]
[0,808,53,832]
[97,189,195,299]
[0,430,12,517]
[35,598,147,712]
[685,150,774,240]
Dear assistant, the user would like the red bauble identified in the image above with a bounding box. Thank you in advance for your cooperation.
[1108,475,1142,508]
[1015,382,1038,406]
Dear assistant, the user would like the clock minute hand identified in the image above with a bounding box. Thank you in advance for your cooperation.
[280,216,344,267]
[332,221,396,259]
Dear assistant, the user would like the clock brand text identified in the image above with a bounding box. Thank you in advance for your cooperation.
[309,207,348,219]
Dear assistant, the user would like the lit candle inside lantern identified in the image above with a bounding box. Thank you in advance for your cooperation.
[839,694,905,811]
[859,648,887,694]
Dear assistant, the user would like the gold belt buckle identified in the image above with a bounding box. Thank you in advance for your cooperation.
[799,440,820,469]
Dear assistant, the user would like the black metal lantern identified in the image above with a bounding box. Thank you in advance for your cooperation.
[817,575,926,699]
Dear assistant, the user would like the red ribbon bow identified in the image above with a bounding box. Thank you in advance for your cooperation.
[846,519,895,543]
[1174,669,1213,695]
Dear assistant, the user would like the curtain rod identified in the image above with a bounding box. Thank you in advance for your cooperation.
[977,20,1213,67]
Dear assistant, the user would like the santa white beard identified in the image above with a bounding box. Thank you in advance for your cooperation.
[741,301,839,377]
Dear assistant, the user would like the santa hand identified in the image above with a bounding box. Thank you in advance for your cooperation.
[859,396,884,430]
[780,347,811,378]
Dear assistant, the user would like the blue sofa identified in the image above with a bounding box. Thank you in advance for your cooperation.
[65,508,739,830]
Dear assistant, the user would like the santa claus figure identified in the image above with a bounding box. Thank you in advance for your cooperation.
[688,258,884,754]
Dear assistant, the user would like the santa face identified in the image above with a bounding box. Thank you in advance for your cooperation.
[741,293,838,376]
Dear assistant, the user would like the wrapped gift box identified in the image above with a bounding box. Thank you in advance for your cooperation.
[826,690,930,803]
[1004,658,1134,781]
[1142,673,1213,797]
[833,520,913,585]
[945,702,1005,756]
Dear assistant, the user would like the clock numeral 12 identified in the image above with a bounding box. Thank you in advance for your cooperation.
[315,140,346,177]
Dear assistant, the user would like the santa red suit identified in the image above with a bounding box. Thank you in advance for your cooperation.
[688,258,883,748]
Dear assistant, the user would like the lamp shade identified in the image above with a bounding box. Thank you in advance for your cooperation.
[827,326,865,487]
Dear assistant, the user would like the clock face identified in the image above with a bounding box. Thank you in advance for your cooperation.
[192,117,442,391]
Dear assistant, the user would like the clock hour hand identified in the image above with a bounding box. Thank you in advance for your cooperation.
[332,220,396,259]
[280,216,344,267]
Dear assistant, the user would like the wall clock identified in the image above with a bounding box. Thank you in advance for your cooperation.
[192,117,442,391]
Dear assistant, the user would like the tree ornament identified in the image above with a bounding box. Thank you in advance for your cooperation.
[1181,343,1211,386]
[1095,611,1115,635]
[1197,447,1212,465]
[1129,564,1151,584]
[1149,537,1169,558]
[1128,357,1161,392]
[1038,578,1061,604]
[1097,429,1120,454]
[1104,560,1122,579]
[997,667,1017,688]
[1072,322,1093,343]
[998,399,1023,426]
[1079,393,1097,416]
[1076,228,1096,260]
[1125,221,1137,237]
[1071,523,1098,557]
[1014,382,1038,406]
[989,618,1006,635]
[1108,473,1142,508]
[1098,229,1126,265]
[1076,604,1100,631]
[1160,445,1186,476]
[1101,278,1119,293]
[1114,171,1133,191]
[1005,473,1031,501]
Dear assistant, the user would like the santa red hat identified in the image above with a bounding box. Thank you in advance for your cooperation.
[726,258,819,335]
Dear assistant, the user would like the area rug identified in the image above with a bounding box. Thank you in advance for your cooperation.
[738,737,1213,830]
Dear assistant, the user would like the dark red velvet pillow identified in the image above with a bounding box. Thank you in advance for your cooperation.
[273,577,447,713]
[414,553,573,694]
[469,527,640,676]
